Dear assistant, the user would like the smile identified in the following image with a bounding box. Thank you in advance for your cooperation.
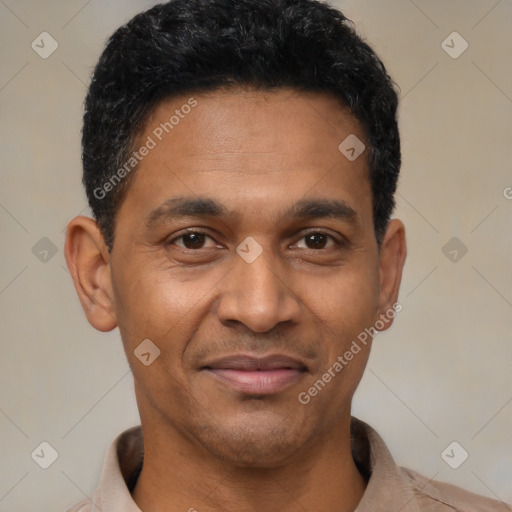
[201,353,309,395]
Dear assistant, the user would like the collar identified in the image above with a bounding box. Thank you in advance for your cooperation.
[93,417,420,512]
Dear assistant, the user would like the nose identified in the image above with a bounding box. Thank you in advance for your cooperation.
[215,245,302,333]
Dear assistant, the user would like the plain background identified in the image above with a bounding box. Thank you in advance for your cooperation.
[0,0,511,510]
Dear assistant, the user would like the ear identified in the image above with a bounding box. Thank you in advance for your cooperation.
[375,219,407,332]
[64,216,117,332]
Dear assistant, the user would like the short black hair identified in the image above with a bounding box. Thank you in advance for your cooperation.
[82,0,400,251]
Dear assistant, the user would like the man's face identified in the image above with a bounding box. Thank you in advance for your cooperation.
[103,88,400,466]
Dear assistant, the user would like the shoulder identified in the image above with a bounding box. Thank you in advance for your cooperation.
[401,467,512,511]
[63,498,91,512]
[63,487,102,512]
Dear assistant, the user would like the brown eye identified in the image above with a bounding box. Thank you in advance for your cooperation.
[297,232,337,250]
[169,231,215,250]
[306,233,328,249]
[182,232,206,249]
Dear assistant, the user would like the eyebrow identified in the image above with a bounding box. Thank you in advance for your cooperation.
[145,196,358,228]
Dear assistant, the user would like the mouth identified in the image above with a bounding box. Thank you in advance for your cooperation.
[200,354,309,395]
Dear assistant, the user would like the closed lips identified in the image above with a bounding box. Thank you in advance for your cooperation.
[201,354,309,372]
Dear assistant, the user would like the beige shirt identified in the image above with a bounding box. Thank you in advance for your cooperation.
[65,417,511,512]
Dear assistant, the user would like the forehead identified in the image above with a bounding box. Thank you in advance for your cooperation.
[142,87,365,167]
[117,87,372,229]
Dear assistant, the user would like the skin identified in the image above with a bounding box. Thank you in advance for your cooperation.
[65,88,406,512]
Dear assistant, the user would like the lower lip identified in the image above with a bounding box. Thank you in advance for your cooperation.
[205,368,305,394]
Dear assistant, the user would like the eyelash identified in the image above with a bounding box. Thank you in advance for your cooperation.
[167,229,346,251]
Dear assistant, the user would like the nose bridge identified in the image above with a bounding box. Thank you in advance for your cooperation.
[216,242,300,332]
[238,246,284,300]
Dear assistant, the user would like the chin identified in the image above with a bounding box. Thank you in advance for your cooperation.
[193,416,312,468]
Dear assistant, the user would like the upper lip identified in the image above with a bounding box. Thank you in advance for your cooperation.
[201,353,308,371]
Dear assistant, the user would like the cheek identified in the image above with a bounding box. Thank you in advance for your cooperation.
[304,263,379,335]
[297,275,376,415]
[113,264,209,338]
[112,268,207,402]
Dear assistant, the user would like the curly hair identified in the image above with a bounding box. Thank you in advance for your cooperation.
[82,0,400,251]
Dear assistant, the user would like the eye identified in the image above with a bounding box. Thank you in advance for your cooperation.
[168,230,217,250]
[295,231,341,250]
[166,229,345,252]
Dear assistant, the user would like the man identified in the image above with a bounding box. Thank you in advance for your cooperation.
[63,0,511,510]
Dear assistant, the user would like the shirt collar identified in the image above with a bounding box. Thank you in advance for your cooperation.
[94,417,420,512]
[351,418,421,512]
[94,425,144,512]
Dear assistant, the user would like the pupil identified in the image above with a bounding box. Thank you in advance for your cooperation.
[184,233,204,249]
[181,233,327,250]
[307,233,326,249]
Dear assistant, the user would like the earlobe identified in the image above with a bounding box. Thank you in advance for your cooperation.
[376,219,407,332]
[64,216,118,332]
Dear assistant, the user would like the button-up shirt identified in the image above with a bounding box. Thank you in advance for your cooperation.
[65,417,511,511]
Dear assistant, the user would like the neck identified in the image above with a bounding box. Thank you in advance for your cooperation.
[132,414,366,512]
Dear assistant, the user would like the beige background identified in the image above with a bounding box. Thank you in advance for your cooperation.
[1,1,511,510]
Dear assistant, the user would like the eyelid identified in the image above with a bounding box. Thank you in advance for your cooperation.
[167,228,218,248]
[167,227,347,250]
[293,228,347,249]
